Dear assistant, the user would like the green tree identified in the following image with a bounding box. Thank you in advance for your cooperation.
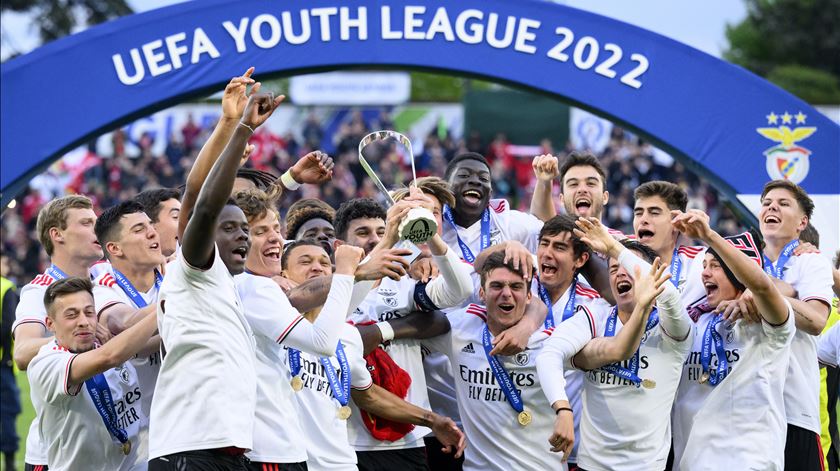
[2,0,133,44]
[724,0,840,103]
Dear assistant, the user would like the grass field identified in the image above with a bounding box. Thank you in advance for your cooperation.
[10,371,35,470]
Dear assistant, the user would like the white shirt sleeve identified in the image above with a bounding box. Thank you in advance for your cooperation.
[536,305,599,405]
[341,326,373,390]
[507,209,544,253]
[92,284,127,315]
[28,348,82,404]
[12,284,48,335]
[246,275,354,357]
[794,253,834,306]
[617,249,691,341]
[818,322,840,367]
[418,248,474,310]
[761,299,796,350]
[348,280,376,318]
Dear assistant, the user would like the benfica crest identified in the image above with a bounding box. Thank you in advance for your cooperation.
[756,111,817,184]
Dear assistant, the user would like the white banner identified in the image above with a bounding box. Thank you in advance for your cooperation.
[290,71,411,105]
[570,107,612,154]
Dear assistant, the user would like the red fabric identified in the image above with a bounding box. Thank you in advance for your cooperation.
[360,345,415,441]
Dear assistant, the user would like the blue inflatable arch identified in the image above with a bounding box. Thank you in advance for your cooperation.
[2,0,838,231]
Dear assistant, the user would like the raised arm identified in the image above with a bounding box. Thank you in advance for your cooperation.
[68,312,158,388]
[179,68,257,239]
[181,92,283,269]
[672,209,789,326]
[573,260,669,370]
[530,154,560,222]
[12,323,52,371]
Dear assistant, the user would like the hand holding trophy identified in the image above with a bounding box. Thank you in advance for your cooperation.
[358,130,438,245]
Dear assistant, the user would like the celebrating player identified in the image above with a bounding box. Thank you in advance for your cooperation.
[671,209,795,469]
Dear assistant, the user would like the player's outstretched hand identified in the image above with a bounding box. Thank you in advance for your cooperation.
[549,406,574,460]
[334,245,365,276]
[671,209,713,242]
[290,150,335,185]
[241,92,285,130]
[430,414,466,459]
[222,67,258,121]
[574,216,621,257]
[408,253,439,283]
[355,248,412,281]
[633,257,669,309]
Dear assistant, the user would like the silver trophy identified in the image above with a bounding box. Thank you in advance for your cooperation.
[358,130,438,245]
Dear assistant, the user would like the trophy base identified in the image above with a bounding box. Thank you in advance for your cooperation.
[399,207,438,244]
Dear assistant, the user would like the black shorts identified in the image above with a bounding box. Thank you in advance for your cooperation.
[247,461,307,471]
[149,449,249,471]
[785,423,824,471]
[24,465,49,471]
[424,436,464,471]
[356,446,428,471]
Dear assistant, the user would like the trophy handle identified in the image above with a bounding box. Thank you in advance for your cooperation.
[358,130,418,207]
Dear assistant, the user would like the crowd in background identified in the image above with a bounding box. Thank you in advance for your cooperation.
[0,108,745,285]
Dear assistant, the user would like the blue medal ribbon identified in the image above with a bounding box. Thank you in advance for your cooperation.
[288,348,302,378]
[600,307,659,384]
[763,239,799,280]
[700,314,728,386]
[111,269,162,308]
[538,278,578,329]
[442,205,490,264]
[84,373,130,448]
[669,246,682,288]
[45,264,69,280]
[320,342,351,408]
[481,324,525,414]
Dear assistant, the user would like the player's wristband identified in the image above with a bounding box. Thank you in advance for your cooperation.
[555,407,573,415]
[376,321,395,342]
[280,169,302,191]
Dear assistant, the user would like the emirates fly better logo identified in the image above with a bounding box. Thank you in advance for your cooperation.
[756,111,817,184]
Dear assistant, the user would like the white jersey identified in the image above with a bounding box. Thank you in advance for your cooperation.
[235,271,354,463]
[28,340,148,471]
[149,247,256,459]
[770,251,833,434]
[672,245,707,307]
[538,294,691,470]
[347,248,472,451]
[92,268,161,419]
[532,279,610,464]
[13,264,112,466]
[677,303,795,470]
[818,313,840,367]
[286,324,373,471]
[424,304,567,471]
[429,199,543,427]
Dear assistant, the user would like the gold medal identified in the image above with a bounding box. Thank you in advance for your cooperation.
[291,376,303,392]
[642,379,656,389]
[517,410,532,426]
[121,440,131,456]
[337,405,352,420]
[699,372,710,384]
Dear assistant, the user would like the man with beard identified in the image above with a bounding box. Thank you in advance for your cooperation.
[530,152,612,229]
[28,277,158,470]
[92,201,166,418]
[13,195,105,470]
[148,92,282,470]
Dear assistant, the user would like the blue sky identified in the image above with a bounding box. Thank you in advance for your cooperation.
[1,0,746,60]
